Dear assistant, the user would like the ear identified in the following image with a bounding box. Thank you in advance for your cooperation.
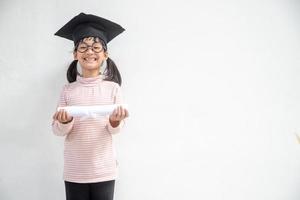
[73,51,78,60]
[104,52,108,60]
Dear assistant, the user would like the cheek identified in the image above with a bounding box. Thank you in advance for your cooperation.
[97,54,107,62]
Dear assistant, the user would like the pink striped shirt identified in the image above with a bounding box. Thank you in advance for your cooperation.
[51,75,125,183]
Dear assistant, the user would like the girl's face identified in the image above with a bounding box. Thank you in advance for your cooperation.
[73,37,108,76]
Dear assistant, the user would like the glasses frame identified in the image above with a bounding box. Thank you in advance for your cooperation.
[76,42,104,53]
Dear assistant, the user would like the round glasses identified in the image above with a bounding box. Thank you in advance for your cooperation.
[76,42,104,53]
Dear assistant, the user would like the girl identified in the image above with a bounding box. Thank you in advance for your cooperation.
[51,13,129,200]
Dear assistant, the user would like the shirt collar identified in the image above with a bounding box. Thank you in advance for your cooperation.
[76,74,103,86]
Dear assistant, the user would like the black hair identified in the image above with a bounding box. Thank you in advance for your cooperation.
[66,37,122,86]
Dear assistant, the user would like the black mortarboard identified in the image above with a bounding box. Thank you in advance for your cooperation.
[54,12,125,45]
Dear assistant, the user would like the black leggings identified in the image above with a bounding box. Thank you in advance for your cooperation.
[64,180,115,200]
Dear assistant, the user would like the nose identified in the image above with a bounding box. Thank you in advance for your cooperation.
[86,47,94,54]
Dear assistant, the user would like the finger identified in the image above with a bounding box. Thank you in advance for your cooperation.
[114,107,119,117]
[112,107,119,120]
[62,110,67,122]
[56,111,60,121]
[117,106,122,118]
[58,110,64,122]
[117,106,122,120]
[124,109,129,118]
[63,110,70,122]
[121,107,125,118]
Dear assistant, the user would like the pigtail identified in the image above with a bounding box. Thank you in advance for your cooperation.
[67,60,78,83]
[104,57,122,86]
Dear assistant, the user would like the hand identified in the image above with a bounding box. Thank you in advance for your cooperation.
[109,106,129,125]
[52,109,73,124]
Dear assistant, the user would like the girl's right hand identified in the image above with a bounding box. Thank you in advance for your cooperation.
[52,109,73,124]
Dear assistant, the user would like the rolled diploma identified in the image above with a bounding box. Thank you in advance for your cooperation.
[57,104,128,117]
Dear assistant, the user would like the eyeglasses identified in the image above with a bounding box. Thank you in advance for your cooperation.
[76,42,104,53]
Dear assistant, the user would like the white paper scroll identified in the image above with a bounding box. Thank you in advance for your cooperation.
[57,104,128,118]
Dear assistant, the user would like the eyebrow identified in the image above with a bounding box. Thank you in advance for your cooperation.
[78,41,102,46]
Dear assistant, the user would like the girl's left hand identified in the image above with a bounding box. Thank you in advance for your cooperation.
[109,106,129,123]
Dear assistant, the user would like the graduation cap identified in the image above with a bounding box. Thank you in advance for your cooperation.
[54,12,125,45]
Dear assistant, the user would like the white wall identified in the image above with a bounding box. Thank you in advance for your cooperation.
[1,0,300,199]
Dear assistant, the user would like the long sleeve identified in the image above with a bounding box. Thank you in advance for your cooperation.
[106,83,125,135]
[53,75,126,183]
[52,84,74,136]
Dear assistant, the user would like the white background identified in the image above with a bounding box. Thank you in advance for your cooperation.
[1,0,300,199]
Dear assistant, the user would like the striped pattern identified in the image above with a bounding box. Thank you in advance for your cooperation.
[52,75,124,183]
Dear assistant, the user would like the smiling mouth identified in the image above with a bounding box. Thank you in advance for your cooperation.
[84,58,97,61]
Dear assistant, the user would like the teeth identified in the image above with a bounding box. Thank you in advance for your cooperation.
[84,58,96,61]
